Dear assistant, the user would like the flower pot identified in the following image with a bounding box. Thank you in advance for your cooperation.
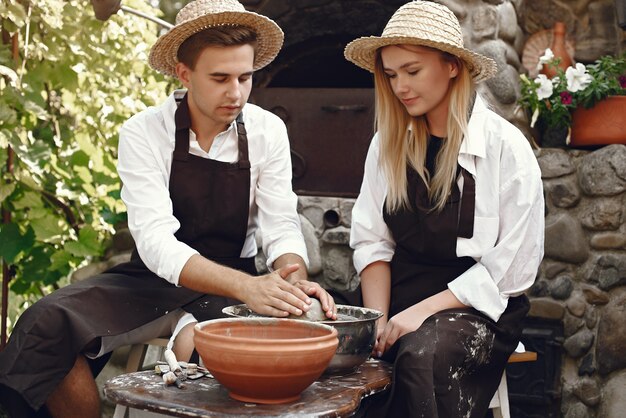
[570,96,626,147]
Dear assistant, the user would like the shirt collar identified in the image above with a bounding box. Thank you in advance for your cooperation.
[163,90,239,142]
[458,94,489,175]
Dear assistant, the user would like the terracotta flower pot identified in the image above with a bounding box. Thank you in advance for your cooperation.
[194,317,338,404]
[570,96,626,147]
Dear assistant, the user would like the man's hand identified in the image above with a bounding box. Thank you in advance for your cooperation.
[291,279,337,320]
[241,264,313,317]
[272,254,336,320]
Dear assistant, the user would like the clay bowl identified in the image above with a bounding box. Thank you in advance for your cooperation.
[222,304,383,375]
[193,317,338,404]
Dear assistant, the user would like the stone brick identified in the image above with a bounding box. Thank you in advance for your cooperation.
[590,231,626,250]
[528,297,565,320]
[546,177,581,208]
[544,213,590,263]
[580,197,623,231]
[596,289,626,375]
[581,284,610,305]
[549,275,574,300]
[566,292,587,317]
[579,145,626,197]
[598,370,626,418]
[536,148,575,179]
[563,329,594,358]
[572,377,601,407]
[584,254,626,291]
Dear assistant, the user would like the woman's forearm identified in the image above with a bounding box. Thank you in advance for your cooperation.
[360,261,391,324]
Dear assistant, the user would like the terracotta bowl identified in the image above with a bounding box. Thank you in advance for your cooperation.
[193,317,338,404]
[222,304,383,374]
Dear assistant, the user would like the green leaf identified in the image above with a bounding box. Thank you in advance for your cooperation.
[49,250,75,273]
[70,150,90,167]
[0,182,16,204]
[78,224,102,254]
[20,246,53,283]
[0,223,35,264]
[65,225,102,257]
[0,102,17,127]
[12,190,44,210]
[74,166,93,184]
[31,214,66,242]
[6,2,28,27]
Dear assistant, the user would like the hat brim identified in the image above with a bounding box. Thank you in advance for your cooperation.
[344,35,498,83]
[149,11,284,77]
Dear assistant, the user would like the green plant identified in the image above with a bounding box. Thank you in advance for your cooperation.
[0,0,170,332]
[519,50,626,137]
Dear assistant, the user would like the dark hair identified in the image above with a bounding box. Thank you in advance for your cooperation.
[177,25,258,70]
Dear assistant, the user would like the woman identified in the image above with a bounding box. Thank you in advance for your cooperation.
[344,2,544,417]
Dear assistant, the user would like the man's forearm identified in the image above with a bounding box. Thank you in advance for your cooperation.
[178,254,252,300]
[273,253,308,283]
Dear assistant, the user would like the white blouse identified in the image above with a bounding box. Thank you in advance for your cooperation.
[117,91,308,286]
[350,95,544,322]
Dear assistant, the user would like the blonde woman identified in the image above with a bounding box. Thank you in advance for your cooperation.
[345,2,544,417]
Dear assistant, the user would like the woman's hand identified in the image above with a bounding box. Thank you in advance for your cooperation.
[376,304,432,356]
[375,290,467,356]
[372,317,388,356]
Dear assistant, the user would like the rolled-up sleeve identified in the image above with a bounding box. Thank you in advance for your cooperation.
[118,117,198,286]
[350,134,396,274]
[255,118,308,270]
[448,134,544,322]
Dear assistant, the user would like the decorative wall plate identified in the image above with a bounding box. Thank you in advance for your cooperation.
[522,29,575,78]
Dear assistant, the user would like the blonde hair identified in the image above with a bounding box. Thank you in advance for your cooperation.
[374,48,474,213]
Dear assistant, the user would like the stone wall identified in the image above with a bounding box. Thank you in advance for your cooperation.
[534,144,626,418]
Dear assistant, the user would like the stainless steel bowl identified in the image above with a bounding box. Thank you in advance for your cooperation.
[222,304,383,375]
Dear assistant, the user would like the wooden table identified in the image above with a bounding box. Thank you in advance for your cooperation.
[104,358,392,418]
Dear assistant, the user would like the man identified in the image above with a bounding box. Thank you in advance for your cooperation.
[0,1,335,416]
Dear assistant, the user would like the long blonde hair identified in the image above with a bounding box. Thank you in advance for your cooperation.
[374,47,475,213]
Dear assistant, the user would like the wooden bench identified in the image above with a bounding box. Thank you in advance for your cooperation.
[113,340,537,418]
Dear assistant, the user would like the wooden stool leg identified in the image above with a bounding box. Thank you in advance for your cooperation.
[491,371,510,418]
[113,403,127,418]
[126,343,149,373]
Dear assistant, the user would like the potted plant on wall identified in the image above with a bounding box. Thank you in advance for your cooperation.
[518,50,626,147]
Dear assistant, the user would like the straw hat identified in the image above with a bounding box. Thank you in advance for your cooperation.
[344,1,497,83]
[149,0,284,77]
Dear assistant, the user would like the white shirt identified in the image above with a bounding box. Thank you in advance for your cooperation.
[350,95,544,322]
[117,91,308,286]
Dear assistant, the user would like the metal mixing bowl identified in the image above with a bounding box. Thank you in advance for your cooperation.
[222,304,383,374]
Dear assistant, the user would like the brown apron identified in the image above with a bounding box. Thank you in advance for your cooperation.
[361,160,529,418]
[0,93,256,414]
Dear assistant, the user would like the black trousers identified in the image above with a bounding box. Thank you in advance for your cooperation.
[360,296,529,418]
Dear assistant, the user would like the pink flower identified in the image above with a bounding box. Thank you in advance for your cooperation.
[560,91,573,105]
[619,75,626,88]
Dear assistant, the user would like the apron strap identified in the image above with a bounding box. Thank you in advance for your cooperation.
[173,94,250,169]
[173,93,192,161]
[457,168,475,239]
[235,112,251,169]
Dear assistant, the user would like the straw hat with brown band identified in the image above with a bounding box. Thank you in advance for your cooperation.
[344,0,498,83]
[149,0,284,77]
